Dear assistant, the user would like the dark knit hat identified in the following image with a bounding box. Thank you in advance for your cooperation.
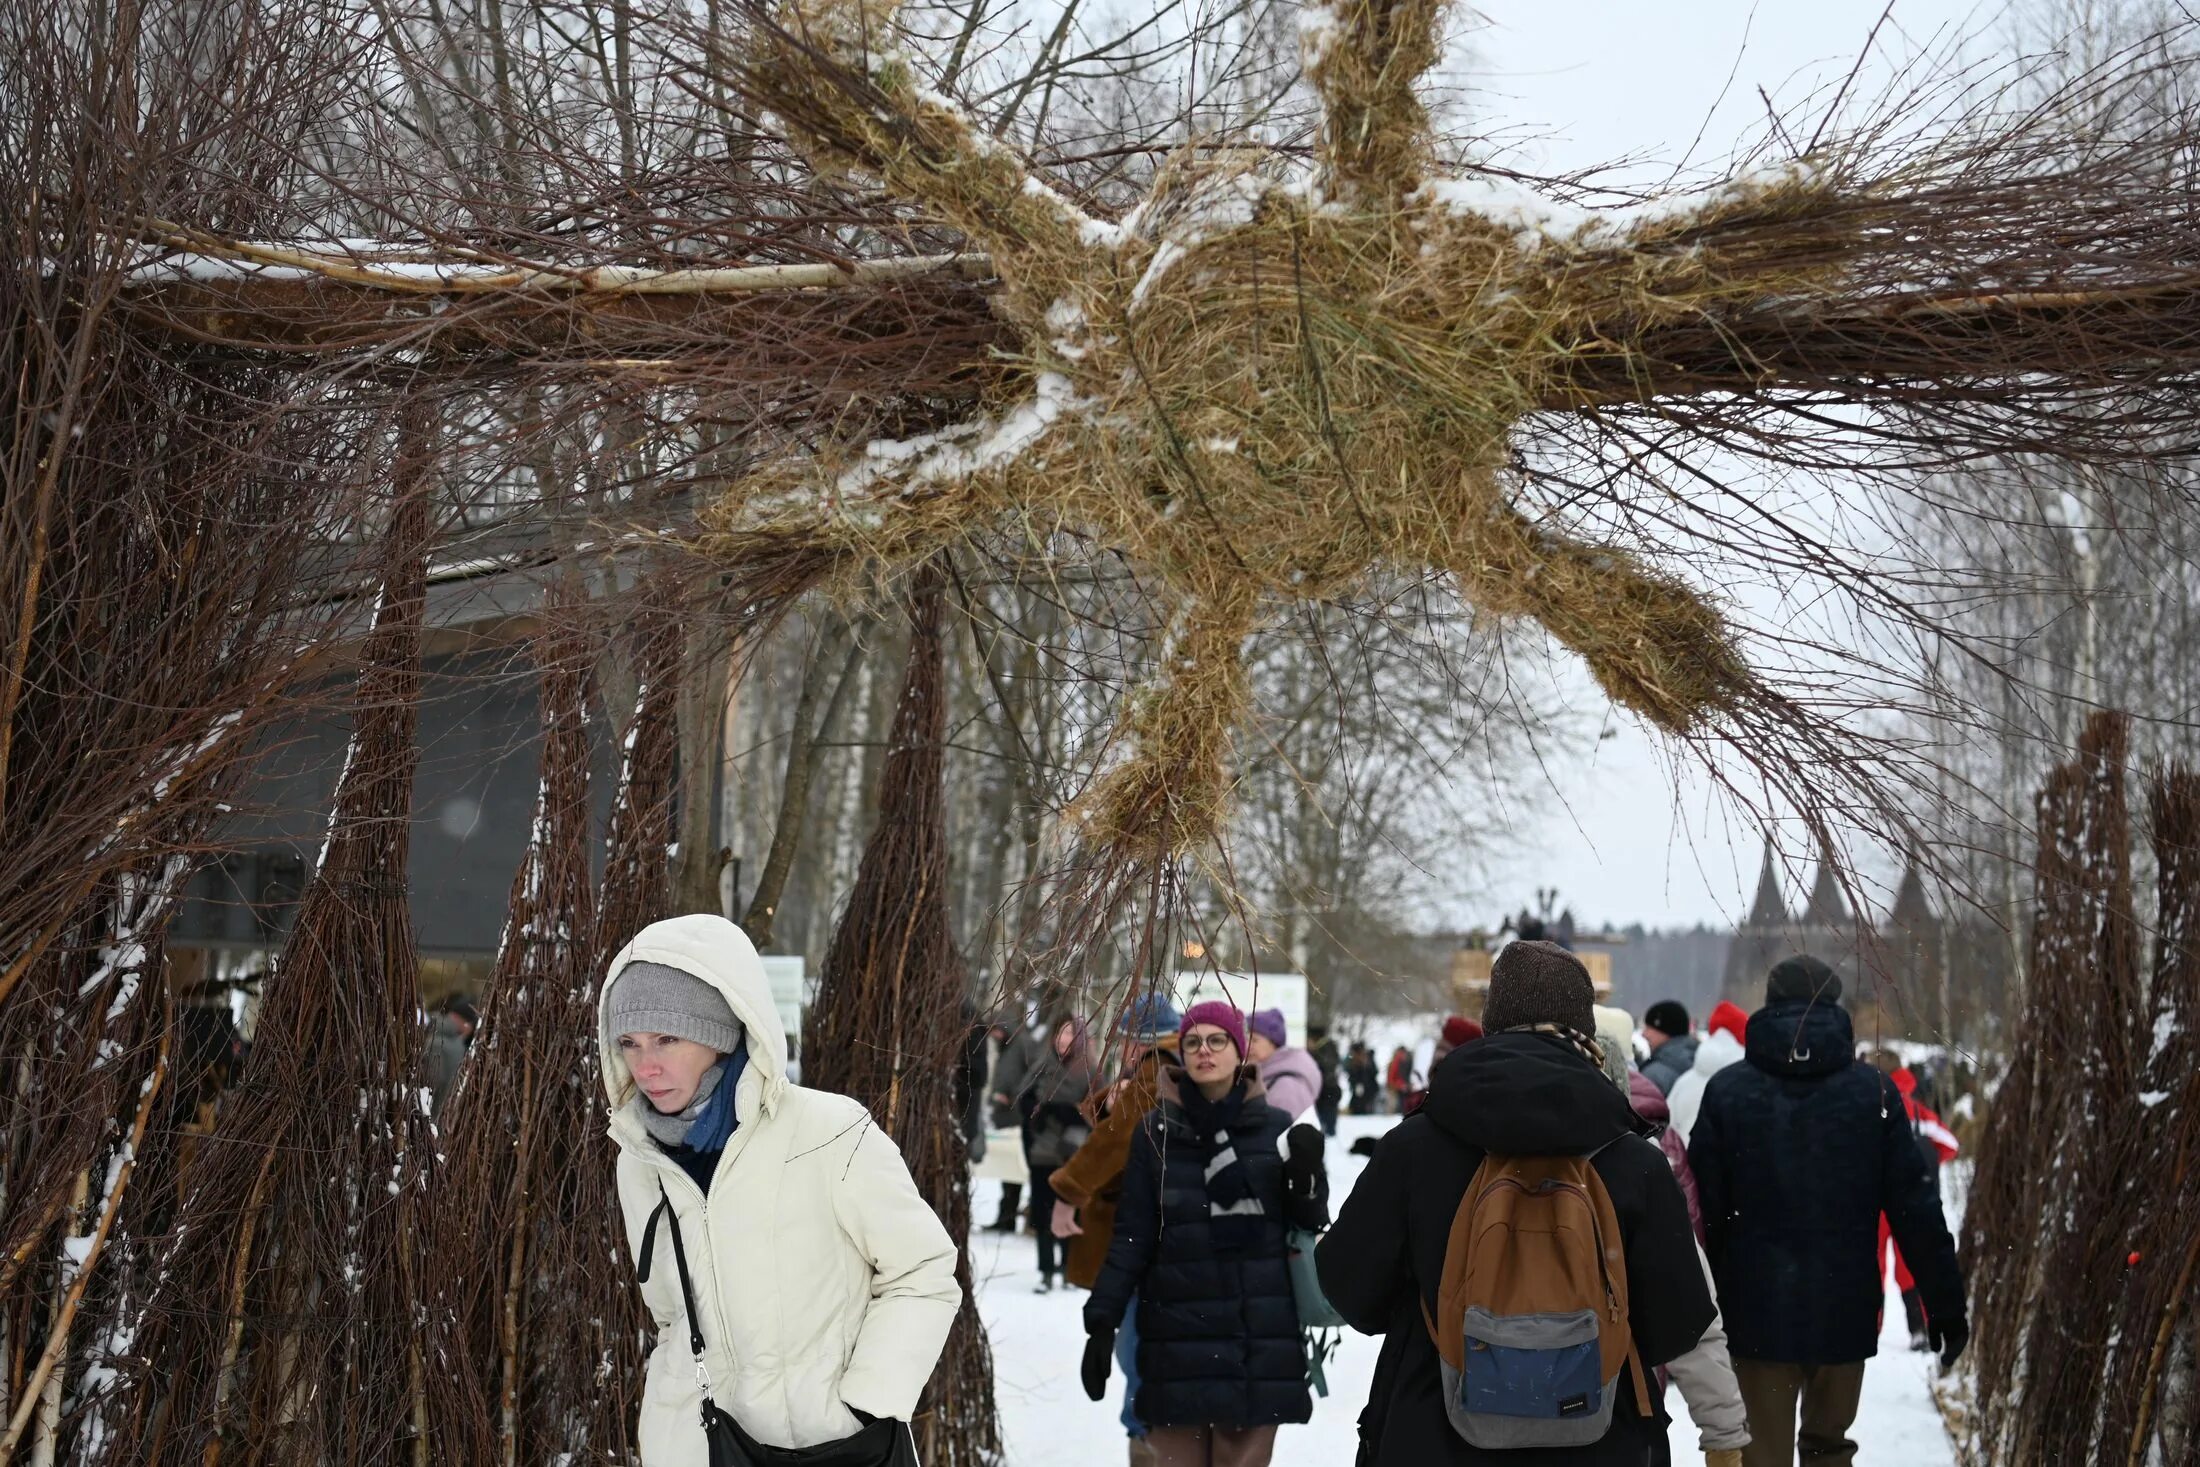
[1643,1000,1690,1038]
[607,960,744,1054]
[1482,940,1596,1037]
[1249,1007,1289,1049]
[1766,954,1842,1006]
[1180,999,1247,1056]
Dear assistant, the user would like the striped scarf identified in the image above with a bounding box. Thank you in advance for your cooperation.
[1500,1022,1609,1073]
[1182,1081,1265,1250]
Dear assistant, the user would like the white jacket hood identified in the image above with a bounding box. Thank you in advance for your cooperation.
[598,914,791,1132]
[1692,1028,1745,1076]
[1666,1025,1747,1147]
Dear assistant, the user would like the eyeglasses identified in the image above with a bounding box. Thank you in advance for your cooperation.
[1183,1032,1238,1054]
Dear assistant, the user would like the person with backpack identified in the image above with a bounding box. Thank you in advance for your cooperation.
[1081,1002,1322,1467]
[1689,958,1967,1467]
[1316,940,1714,1466]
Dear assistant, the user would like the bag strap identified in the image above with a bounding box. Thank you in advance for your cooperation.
[1581,1139,1659,1415]
[636,1196,664,1284]
[647,1183,712,1387]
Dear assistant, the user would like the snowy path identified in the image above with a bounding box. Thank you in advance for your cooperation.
[972,1115,1955,1466]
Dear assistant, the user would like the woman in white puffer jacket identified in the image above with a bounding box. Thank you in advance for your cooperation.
[599,914,962,1463]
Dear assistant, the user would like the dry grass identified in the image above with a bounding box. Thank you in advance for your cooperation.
[699,6,1888,852]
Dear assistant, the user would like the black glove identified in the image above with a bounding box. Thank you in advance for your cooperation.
[1929,1314,1969,1370]
[1282,1123,1330,1230]
[1081,1329,1114,1401]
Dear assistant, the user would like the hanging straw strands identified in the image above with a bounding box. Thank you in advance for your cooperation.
[1960,712,2200,1466]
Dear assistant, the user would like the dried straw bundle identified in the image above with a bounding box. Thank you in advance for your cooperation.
[801,564,998,1467]
[702,0,2200,860]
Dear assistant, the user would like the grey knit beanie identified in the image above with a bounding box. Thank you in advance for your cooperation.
[1483,940,1597,1038]
[607,960,744,1054]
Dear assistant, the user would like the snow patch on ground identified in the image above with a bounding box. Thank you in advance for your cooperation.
[972,1113,1957,1466]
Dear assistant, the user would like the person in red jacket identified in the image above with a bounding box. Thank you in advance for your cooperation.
[1877,1064,1961,1350]
[1402,1016,1481,1116]
[1383,1044,1413,1113]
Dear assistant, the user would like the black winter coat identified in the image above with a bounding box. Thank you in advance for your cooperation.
[1687,1000,1965,1366]
[1085,1066,1312,1431]
[1315,1032,1715,1467]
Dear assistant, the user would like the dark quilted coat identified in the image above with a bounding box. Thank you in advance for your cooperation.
[1084,1065,1311,1430]
[1688,1000,1965,1365]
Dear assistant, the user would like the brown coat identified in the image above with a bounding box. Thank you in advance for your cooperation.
[1048,1036,1179,1288]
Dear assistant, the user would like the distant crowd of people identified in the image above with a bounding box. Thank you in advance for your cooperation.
[576,911,1968,1467]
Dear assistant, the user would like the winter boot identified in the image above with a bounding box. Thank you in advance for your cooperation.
[985,1182,1023,1232]
[1032,1274,1054,1294]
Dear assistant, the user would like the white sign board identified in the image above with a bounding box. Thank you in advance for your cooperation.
[1168,970,1309,1047]
[758,955,807,1058]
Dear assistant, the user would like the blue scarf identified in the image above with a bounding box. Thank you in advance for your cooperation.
[685,1045,748,1153]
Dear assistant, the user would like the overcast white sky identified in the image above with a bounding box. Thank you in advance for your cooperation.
[1437,0,1997,930]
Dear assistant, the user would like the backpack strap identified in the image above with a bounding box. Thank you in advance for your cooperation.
[1587,1138,1657,1416]
[1628,1339,1654,1413]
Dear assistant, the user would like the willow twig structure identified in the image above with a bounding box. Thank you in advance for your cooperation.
[802,562,998,1467]
[425,593,645,1465]
[127,426,438,1466]
[1960,714,2200,1466]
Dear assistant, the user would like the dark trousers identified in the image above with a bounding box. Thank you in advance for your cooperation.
[1734,1358,1866,1467]
[1029,1171,1060,1278]
[1315,1096,1339,1136]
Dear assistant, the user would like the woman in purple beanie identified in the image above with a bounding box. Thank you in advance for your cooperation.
[1245,1007,1322,1123]
[1077,1000,1326,1466]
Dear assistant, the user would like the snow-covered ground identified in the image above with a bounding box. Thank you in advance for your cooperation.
[972,1114,1955,1466]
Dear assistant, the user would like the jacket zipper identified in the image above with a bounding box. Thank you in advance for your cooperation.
[635,1137,741,1387]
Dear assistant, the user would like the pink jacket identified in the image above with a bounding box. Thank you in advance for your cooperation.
[1629,1069,1703,1243]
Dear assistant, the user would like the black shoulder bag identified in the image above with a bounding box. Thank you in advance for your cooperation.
[640,1183,920,1467]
